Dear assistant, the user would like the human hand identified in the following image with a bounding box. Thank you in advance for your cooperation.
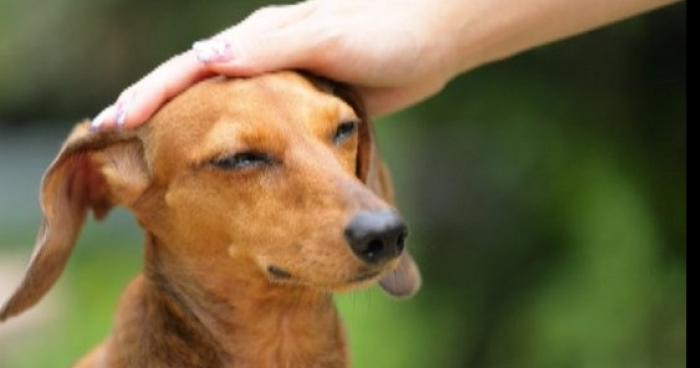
[91,0,679,131]
[92,0,457,130]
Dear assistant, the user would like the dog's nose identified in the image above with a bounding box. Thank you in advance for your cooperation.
[344,210,407,265]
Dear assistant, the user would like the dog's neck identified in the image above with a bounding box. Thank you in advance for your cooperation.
[107,234,347,368]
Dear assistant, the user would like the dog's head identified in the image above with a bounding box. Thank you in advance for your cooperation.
[0,72,421,321]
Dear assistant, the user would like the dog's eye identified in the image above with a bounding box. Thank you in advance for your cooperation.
[333,121,358,145]
[212,152,273,170]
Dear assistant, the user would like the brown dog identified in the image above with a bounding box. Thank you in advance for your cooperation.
[0,72,420,367]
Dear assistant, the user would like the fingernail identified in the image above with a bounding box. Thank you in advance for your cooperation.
[90,106,112,132]
[192,38,234,63]
[115,102,128,130]
[114,90,137,130]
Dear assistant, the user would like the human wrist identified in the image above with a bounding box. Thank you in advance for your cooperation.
[421,0,492,82]
[433,0,683,79]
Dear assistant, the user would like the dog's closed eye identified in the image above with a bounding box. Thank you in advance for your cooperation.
[333,121,358,145]
[212,152,275,171]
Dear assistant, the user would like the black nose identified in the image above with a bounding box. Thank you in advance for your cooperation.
[344,210,407,265]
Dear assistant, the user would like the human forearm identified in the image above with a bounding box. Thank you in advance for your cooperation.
[437,0,681,78]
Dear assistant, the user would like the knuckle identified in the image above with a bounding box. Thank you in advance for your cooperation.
[311,26,343,62]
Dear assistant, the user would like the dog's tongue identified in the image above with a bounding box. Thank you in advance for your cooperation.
[378,252,421,299]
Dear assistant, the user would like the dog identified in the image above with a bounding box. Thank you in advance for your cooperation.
[0,71,420,367]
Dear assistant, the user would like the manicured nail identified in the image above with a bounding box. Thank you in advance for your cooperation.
[192,38,234,63]
[90,106,112,132]
[115,102,128,130]
[115,90,137,130]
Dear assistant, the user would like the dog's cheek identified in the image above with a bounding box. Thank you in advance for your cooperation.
[163,182,234,250]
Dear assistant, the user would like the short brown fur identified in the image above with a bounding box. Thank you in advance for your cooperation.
[1,72,420,367]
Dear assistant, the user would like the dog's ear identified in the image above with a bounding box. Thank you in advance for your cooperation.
[333,84,422,299]
[0,122,149,322]
[360,128,422,299]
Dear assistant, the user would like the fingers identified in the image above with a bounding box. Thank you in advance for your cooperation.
[192,3,324,75]
[125,51,215,130]
[94,1,321,132]
[90,104,116,132]
[92,51,213,131]
[192,25,324,76]
[95,0,443,129]
[191,3,313,64]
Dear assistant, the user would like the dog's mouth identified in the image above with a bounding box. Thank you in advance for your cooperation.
[266,264,382,288]
[348,270,381,283]
[267,265,293,280]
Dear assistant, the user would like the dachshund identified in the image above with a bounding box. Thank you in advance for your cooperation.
[0,71,421,367]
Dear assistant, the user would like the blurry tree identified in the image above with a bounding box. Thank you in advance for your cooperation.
[0,1,685,367]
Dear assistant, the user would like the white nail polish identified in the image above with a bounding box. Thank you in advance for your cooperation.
[115,90,137,130]
[116,103,128,130]
[192,40,214,63]
[192,39,234,63]
[91,107,111,131]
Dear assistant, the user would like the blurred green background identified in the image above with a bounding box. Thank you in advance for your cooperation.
[0,1,685,367]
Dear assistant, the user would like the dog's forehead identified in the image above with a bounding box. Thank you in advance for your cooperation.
[141,72,357,172]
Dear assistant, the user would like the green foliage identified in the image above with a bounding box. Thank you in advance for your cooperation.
[0,2,685,367]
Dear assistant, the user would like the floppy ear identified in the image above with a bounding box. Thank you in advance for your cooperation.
[336,85,422,299]
[358,116,422,299]
[0,122,149,322]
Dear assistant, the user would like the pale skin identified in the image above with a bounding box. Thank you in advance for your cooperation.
[91,0,680,131]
